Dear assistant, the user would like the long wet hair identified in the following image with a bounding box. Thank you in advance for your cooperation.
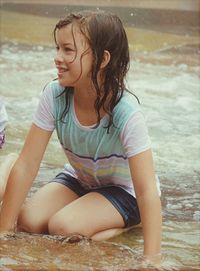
[53,10,133,133]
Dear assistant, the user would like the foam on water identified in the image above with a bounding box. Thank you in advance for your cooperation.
[129,58,200,178]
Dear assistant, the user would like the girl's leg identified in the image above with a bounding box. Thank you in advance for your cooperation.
[91,223,142,241]
[48,191,125,238]
[91,226,134,241]
[0,153,18,202]
[17,182,79,234]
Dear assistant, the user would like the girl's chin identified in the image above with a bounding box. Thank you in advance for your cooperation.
[57,79,72,88]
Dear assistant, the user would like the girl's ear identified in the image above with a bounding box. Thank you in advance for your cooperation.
[100,50,111,69]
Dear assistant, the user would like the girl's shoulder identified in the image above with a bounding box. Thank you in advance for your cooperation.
[43,80,73,118]
[42,79,70,107]
[113,92,140,118]
[112,92,140,131]
[44,79,65,97]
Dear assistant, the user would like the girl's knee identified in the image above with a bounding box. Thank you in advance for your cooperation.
[48,213,91,237]
[17,207,33,232]
[17,206,47,234]
[48,213,73,236]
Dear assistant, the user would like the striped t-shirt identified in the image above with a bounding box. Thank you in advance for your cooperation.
[34,80,160,197]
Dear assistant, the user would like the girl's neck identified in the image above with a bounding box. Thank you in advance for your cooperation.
[73,83,97,110]
[73,85,108,126]
[73,73,104,108]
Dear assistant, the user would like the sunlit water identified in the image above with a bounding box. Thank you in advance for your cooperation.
[0,7,200,271]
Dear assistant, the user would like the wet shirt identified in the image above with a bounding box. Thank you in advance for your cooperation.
[33,80,160,197]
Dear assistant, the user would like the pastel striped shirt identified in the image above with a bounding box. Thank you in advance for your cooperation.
[34,80,160,197]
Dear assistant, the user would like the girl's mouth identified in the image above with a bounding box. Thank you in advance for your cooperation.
[57,67,69,76]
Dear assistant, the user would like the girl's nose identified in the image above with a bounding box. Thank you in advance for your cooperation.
[54,50,63,64]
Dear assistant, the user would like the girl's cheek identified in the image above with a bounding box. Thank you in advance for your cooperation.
[65,54,74,63]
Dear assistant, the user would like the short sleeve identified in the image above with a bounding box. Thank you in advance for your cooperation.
[33,83,55,131]
[120,110,151,157]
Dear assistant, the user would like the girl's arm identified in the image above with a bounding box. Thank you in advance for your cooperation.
[0,124,52,232]
[128,149,162,263]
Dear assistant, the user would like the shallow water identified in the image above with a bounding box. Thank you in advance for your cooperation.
[0,3,200,271]
[0,233,148,271]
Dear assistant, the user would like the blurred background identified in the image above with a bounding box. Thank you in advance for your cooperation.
[0,1,200,270]
[1,0,199,53]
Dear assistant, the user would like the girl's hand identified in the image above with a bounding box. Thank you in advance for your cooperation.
[140,253,162,270]
[144,253,161,265]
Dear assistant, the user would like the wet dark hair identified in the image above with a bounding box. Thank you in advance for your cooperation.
[54,10,134,132]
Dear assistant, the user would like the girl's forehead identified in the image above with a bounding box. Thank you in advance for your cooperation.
[56,24,85,43]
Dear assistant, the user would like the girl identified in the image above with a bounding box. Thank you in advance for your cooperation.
[0,11,162,265]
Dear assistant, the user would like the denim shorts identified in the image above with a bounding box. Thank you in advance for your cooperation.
[50,172,141,228]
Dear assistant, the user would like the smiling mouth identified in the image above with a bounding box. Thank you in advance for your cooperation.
[57,67,69,76]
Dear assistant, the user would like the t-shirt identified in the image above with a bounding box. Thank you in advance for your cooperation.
[34,80,161,197]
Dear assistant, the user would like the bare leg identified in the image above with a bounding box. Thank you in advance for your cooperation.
[17,182,79,233]
[48,192,125,237]
[18,184,140,240]
[91,223,142,241]
[0,153,18,202]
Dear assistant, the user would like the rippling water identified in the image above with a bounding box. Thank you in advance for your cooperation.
[0,4,200,271]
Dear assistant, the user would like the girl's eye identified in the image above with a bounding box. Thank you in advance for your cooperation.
[55,46,73,52]
[64,47,73,52]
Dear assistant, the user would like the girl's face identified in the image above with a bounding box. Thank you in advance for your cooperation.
[54,24,93,88]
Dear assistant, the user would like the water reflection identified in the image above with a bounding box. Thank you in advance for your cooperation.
[0,1,200,270]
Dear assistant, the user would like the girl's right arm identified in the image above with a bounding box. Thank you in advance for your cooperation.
[0,123,53,232]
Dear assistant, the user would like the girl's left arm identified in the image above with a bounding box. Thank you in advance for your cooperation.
[128,149,162,263]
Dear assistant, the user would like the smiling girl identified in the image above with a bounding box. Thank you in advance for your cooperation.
[0,10,162,265]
